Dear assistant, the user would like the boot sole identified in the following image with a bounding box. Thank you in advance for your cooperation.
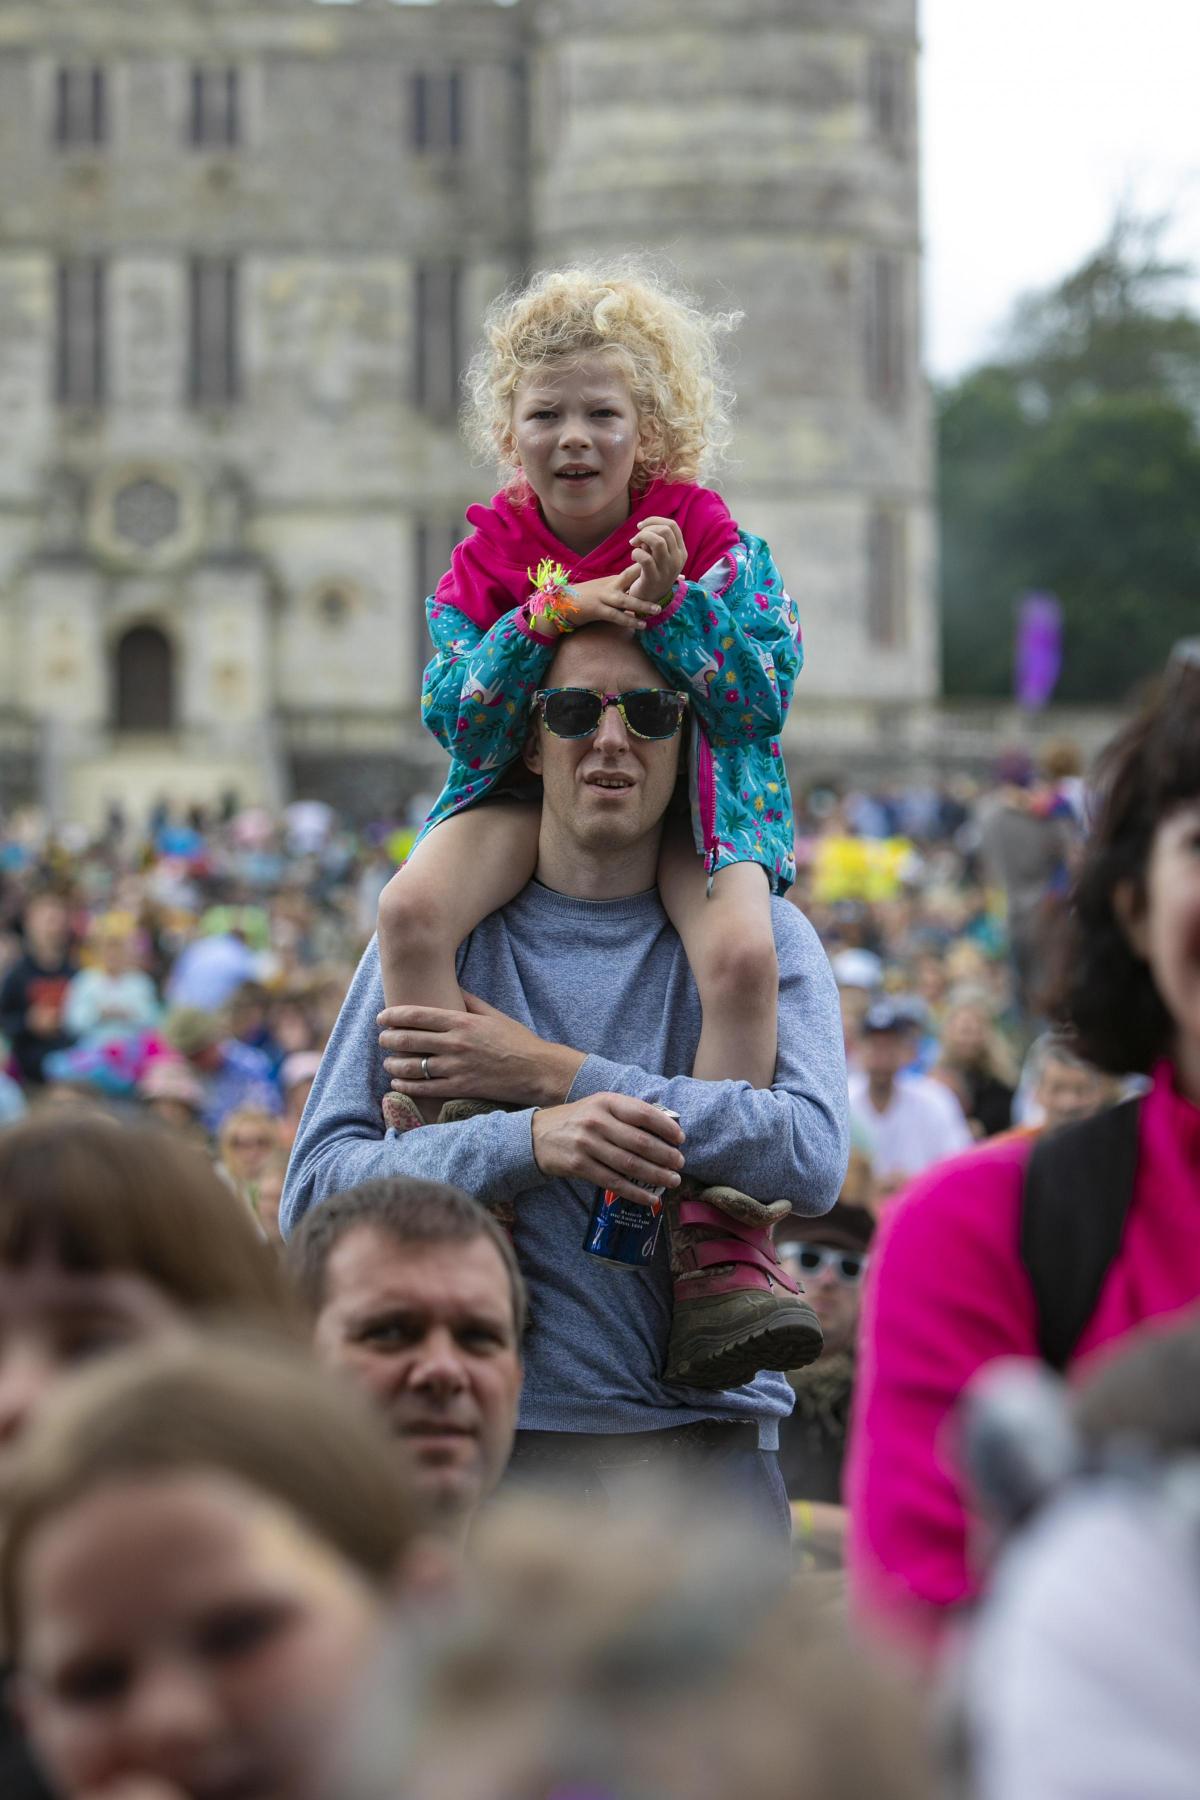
[666,1299,824,1391]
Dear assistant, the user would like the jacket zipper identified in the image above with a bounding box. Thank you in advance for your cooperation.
[697,727,719,894]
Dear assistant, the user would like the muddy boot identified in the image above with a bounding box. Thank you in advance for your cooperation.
[381,1092,425,1134]
[664,1183,823,1390]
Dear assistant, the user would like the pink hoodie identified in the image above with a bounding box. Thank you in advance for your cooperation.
[846,1060,1200,1652]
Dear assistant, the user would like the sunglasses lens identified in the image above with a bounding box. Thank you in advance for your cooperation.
[839,1256,866,1283]
[543,691,601,737]
[623,691,681,738]
[797,1248,823,1273]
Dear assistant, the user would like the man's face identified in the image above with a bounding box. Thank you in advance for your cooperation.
[523,626,684,860]
[26,898,68,964]
[859,1028,911,1084]
[778,1241,866,1359]
[313,1228,522,1528]
[1035,1057,1115,1132]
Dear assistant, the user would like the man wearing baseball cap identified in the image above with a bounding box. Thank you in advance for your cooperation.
[849,1000,972,1196]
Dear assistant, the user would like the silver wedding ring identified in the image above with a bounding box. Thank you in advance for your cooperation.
[421,1055,433,1081]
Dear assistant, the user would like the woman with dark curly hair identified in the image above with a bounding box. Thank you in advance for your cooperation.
[845,655,1200,1653]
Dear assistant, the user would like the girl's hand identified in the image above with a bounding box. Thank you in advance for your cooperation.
[628,516,686,604]
[562,569,662,631]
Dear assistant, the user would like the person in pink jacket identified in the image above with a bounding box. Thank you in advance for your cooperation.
[846,652,1200,1652]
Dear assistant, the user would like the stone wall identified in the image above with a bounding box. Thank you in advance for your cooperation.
[0,0,937,823]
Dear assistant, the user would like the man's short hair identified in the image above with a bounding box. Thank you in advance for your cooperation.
[287,1177,528,1342]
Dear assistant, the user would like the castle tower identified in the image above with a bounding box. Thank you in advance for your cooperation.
[530,0,936,737]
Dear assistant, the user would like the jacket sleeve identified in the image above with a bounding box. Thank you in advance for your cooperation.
[420,598,557,770]
[843,1144,1039,1652]
[564,900,848,1217]
[642,534,803,747]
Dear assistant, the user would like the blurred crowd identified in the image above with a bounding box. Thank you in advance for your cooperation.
[0,655,1197,1800]
[0,741,1094,1202]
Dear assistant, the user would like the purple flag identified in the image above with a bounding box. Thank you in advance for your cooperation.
[1015,592,1063,710]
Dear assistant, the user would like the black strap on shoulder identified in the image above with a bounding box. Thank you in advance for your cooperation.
[1020,1098,1143,1372]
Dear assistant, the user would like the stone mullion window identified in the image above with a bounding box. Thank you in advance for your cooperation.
[867,47,908,155]
[54,66,106,148]
[865,251,905,411]
[190,67,240,149]
[411,70,463,153]
[413,262,462,420]
[55,259,106,408]
[189,258,240,406]
[866,507,907,650]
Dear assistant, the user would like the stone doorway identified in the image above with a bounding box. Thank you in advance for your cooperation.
[114,624,175,732]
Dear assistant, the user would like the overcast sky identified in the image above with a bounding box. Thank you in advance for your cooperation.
[921,0,1200,379]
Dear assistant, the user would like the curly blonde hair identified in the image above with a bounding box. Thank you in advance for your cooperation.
[465,260,741,490]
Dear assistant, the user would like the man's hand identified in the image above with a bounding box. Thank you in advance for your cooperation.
[532,1093,685,1205]
[378,993,584,1109]
[627,516,686,604]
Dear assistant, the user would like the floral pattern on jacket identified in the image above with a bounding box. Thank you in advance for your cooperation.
[416,531,802,894]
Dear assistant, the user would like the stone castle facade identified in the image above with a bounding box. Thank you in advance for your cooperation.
[0,0,932,825]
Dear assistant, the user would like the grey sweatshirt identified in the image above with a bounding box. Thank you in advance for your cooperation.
[282,882,849,1447]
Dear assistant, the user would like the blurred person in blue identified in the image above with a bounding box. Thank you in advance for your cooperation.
[164,905,269,1014]
[60,911,159,1045]
[163,1004,281,1135]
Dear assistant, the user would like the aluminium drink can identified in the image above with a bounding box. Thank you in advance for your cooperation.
[583,1108,681,1271]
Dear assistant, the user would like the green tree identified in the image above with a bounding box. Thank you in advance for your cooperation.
[939,214,1200,700]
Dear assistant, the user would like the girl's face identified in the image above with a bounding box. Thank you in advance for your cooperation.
[510,354,645,555]
[1127,799,1200,1093]
[0,1256,185,1464]
[942,1004,988,1066]
[17,1471,383,1800]
[221,1121,279,1186]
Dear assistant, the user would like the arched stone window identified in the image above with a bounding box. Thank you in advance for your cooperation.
[114,624,175,732]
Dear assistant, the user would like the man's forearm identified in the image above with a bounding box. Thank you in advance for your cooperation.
[566,1053,847,1215]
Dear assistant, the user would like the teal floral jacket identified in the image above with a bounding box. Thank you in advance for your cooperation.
[416,532,802,894]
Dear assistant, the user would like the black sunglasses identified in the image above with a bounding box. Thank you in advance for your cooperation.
[782,1244,869,1286]
[532,687,689,741]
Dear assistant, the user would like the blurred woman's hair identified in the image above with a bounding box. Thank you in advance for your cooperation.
[350,1487,933,1800]
[1050,660,1200,1072]
[0,1333,417,1654]
[0,1115,295,1326]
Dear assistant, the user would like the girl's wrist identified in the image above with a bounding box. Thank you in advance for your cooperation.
[525,557,580,636]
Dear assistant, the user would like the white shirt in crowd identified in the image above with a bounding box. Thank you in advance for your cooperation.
[848,1070,973,1186]
[964,1478,1200,1800]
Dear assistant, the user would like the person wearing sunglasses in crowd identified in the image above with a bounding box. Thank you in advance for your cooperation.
[776,1157,875,1570]
[359,266,828,1396]
[284,600,847,1535]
